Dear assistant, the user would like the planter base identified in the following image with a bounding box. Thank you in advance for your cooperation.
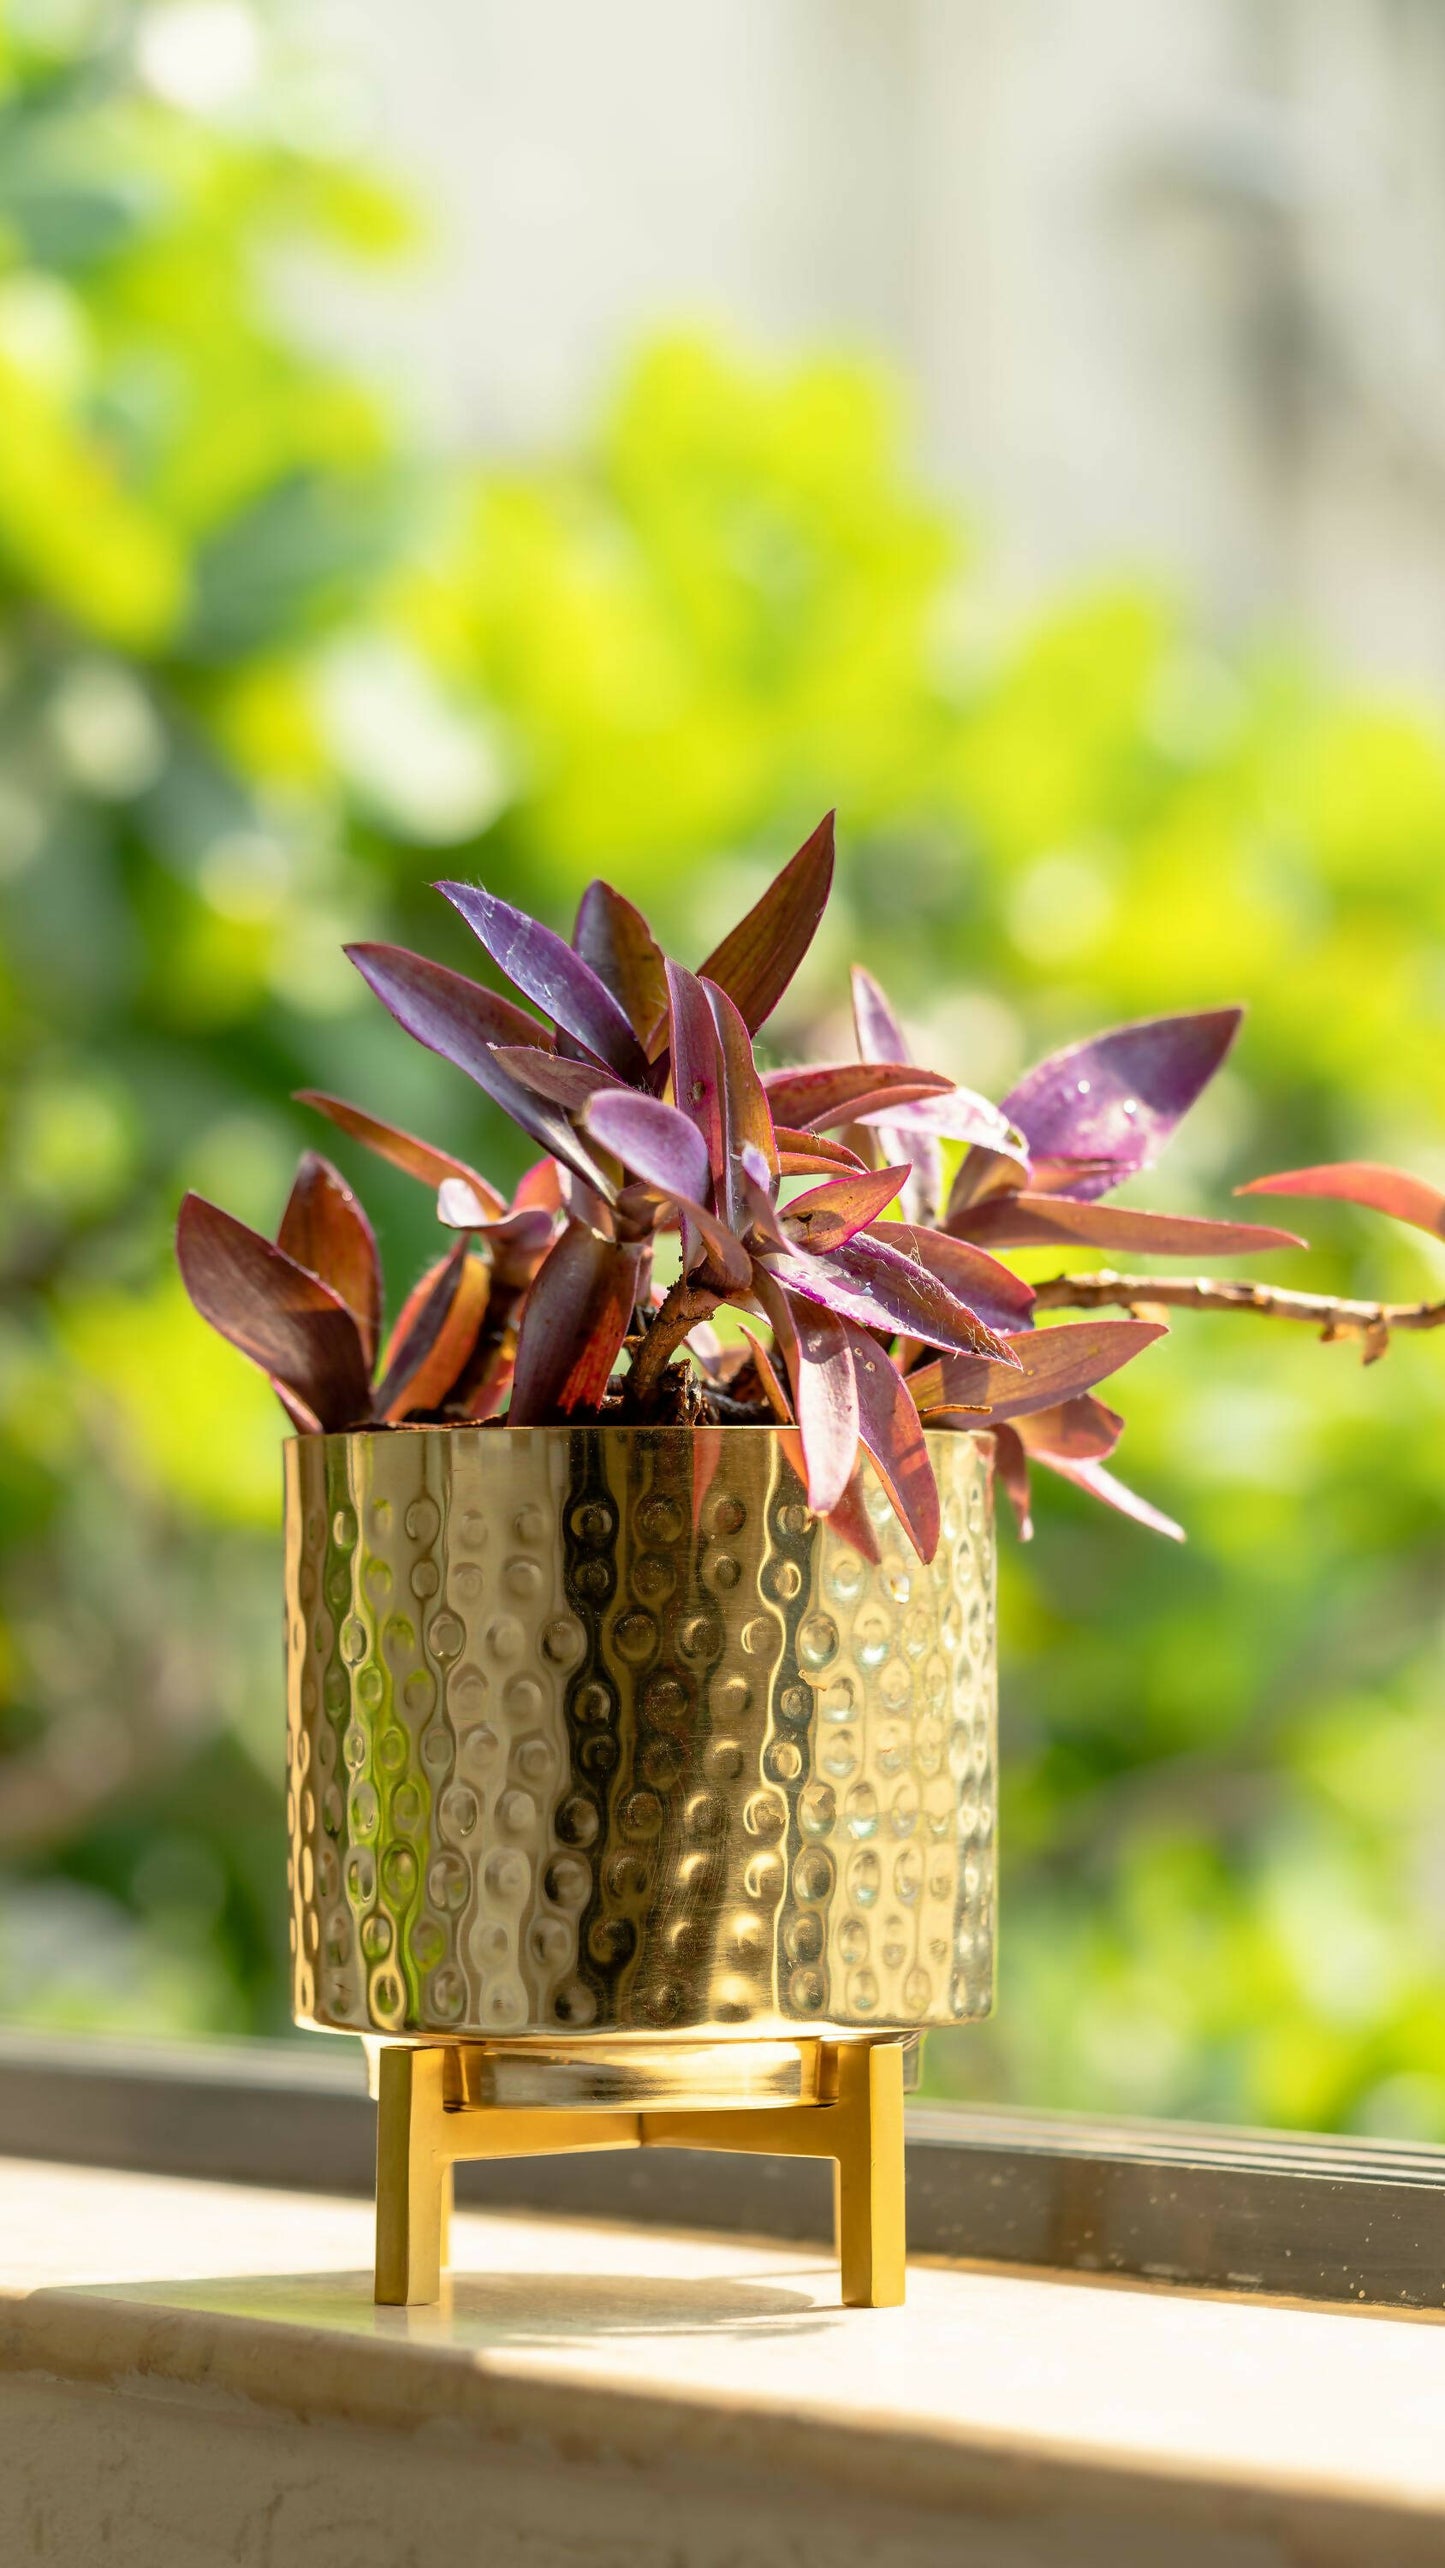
[371,2036,909,2308]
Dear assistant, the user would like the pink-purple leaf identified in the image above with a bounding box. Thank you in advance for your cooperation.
[666,960,725,1181]
[785,1299,860,1516]
[698,810,835,1034]
[508,1223,641,1422]
[296,1089,508,1219]
[782,1166,911,1252]
[374,1243,490,1421]
[761,1233,1012,1359]
[704,974,779,1228]
[584,1089,711,1206]
[177,1194,371,1430]
[990,1425,1033,1539]
[854,1087,1015,1151]
[841,1322,941,1562]
[762,1062,954,1133]
[1015,1394,1125,1462]
[870,1222,1037,1338]
[1237,1162,1445,1241]
[347,943,617,1202]
[574,879,670,1054]
[774,1127,871,1178]
[938,1318,1165,1421]
[488,1046,626,1114]
[437,880,649,1081]
[276,1151,383,1369]
[952,1195,1304,1257]
[1000,1008,1243,1201]
[1032,1449,1184,1541]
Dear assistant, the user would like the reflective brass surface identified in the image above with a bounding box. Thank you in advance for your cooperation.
[450,2036,825,2110]
[286,1424,996,2044]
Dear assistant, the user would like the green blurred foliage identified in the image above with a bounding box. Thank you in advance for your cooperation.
[2,1,1444,2132]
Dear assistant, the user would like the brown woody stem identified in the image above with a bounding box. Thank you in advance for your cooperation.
[626,1281,720,1411]
[1030,1268,1445,1354]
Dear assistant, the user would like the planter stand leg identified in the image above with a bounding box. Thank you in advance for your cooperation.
[372,2038,907,2312]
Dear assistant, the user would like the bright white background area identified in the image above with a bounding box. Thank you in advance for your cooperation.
[318,0,1445,684]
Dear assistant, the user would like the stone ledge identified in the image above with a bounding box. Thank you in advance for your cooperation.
[2,2156,1444,2567]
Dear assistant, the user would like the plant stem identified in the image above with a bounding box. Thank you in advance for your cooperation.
[1031,1267,1445,1357]
[626,1280,720,1411]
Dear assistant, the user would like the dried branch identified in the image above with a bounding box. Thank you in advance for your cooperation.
[1030,1268,1445,1360]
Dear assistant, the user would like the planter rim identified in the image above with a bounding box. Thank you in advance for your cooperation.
[286,1422,988,1449]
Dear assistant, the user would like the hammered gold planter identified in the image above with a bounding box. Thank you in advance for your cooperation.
[285,1424,996,2049]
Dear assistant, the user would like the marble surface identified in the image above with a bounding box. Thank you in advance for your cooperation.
[3,2154,1445,2564]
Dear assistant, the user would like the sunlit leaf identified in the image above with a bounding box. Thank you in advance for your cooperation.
[347,943,617,1200]
[666,959,725,1179]
[762,1231,1010,1358]
[176,1194,371,1430]
[937,1318,1166,1420]
[574,878,670,1053]
[584,1089,711,1204]
[873,1222,1037,1337]
[1000,1008,1243,1201]
[842,1322,941,1561]
[509,1222,642,1422]
[762,1061,953,1131]
[276,1150,383,1368]
[1015,1393,1125,1461]
[953,1196,1304,1256]
[1032,1449,1184,1541]
[438,879,649,1079]
[1238,1161,1445,1241]
[488,1046,624,1113]
[704,973,779,1226]
[782,1165,910,1252]
[296,1091,508,1220]
[375,1244,490,1421]
[698,810,834,1032]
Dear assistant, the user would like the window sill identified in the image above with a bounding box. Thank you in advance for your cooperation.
[2,2154,1443,2567]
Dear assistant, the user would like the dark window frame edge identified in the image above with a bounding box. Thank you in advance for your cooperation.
[0,2027,1440,2315]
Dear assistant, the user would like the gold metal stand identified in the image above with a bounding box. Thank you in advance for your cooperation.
[372,2037,908,2309]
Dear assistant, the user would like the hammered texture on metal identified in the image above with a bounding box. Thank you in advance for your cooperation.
[285,1425,996,2042]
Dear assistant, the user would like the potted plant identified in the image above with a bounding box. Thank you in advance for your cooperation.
[179,814,1438,2303]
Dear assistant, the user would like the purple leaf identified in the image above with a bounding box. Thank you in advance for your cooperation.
[177,1194,371,1430]
[574,879,670,1054]
[762,1062,954,1132]
[871,1223,1037,1338]
[850,964,908,1065]
[945,1138,1034,1218]
[777,1295,859,1516]
[773,1127,872,1178]
[854,1087,1015,1151]
[666,960,725,1181]
[584,1090,711,1205]
[1000,1008,1243,1201]
[703,975,779,1228]
[735,1320,793,1423]
[375,1244,490,1421]
[347,943,618,1202]
[276,1151,383,1369]
[509,1222,642,1422]
[296,1090,508,1219]
[760,1233,1011,1359]
[698,811,835,1033]
[990,1424,1034,1540]
[939,1318,1166,1421]
[822,1465,883,1565]
[1015,1394,1125,1462]
[782,1166,911,1252]
[952,1196,1304,1256]
[488,1046,626,1114]
[642,1188,752,1292]
[841,1322,941,1562]
[1238,1162,1445,1242]
[1032,1449,1184,1541]
[437,880,649,1081]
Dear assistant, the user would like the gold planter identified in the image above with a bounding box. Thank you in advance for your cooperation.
[284,1422,996,2305]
